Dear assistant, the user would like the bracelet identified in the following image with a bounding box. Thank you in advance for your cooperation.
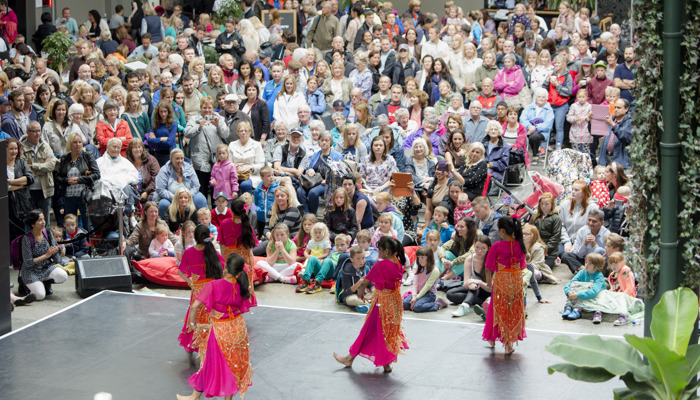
[189,322,196,327]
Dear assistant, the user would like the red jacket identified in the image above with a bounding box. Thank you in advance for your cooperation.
[96,119,132,156]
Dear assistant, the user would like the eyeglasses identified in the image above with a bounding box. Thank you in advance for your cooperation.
[27,129,41,132]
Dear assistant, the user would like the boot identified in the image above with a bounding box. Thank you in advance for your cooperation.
[43,279,55,296]
[17,276,29,296]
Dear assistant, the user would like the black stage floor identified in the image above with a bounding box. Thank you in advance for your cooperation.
[0,291,622,399]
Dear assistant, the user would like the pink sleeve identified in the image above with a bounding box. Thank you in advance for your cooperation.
[196,281,214,311]
[507,70,525,94]
[515,124,527,150]
[619,266,637,297]
[229,164,239,194]
[179,248,192,275]
[485,242,498,272]
[493,70,507,92]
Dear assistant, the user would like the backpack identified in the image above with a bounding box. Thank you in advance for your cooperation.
[10,229,48,270]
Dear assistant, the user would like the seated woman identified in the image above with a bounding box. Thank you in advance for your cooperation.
[126,138,160,204]
[124,201,179,260]
[482,120,511,182]
[378,125,405,172]
[519,87,554,163]
[154,148,208,218]
[558,180,597,255]
[523,224,559,284]
[96,138,139,190]
[444,129,469,170]
[448,235,492,316]
[440,216,478,280]
[458,142,488,201]
[253,186,303,256]
[264,120,289,165]
[256,223,300,284]
[123,91,152,142]
[342,174,374,231]
[502,106,530,168]
[424,160,464,224]
[531,193,562,269]
[296,131,343,215]
[56,133,101,230]
[229,121,265,195]
[404,137,436,192]
[164,187,200,234]
[334,123,368,164]
[359,136,397,196]
[390,108,419,138]
[17,210,68,301]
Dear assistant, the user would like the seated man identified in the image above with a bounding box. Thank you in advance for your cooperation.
[561,209,610,274]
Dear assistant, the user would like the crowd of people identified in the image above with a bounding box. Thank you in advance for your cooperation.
[4,0,639,383]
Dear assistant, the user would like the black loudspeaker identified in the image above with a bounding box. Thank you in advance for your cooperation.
[75,256,133,298]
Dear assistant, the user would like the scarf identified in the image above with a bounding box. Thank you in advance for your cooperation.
[430,75,442,105]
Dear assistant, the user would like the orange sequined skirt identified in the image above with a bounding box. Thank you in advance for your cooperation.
[178,278,213,353]
[221,244,258,307]
[482,268,526,345]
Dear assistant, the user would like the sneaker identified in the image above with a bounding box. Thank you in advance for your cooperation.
[592,311,602,324]
[305,280,322,294]
[566,308,581,320]
[436,298,447,310]
[614,314,630,326]
[295,279,309,293]
[402,275,414,286]
[356,304,370,313]
[539,147,546,157]
[329,282,336,294]
[281,275,297,285]
[452,303,470,317]
[473,305,487,321]
[562,307,572,319]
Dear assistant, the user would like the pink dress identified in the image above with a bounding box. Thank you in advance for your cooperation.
[482,240,527,345]
[590,180,610,209]
[187,278,253,398]
[349,258,409,366]
[177,247,225,353]
[219,217,260,305]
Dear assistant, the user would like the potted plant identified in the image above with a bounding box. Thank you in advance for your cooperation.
[546,287,700,400]
[214,0,242,25]
[41,32,72,75]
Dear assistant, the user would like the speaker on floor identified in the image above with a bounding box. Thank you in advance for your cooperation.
[75,256,132,298]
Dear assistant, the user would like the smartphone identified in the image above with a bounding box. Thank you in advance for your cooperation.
[205,115,214,121]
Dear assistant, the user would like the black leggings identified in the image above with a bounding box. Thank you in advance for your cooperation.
[529,132,545,155]
[445,286,490,306]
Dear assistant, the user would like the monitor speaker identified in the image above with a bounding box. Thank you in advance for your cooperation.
[75,256,132,298]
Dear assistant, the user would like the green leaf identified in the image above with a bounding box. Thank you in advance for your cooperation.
[684,344,700,381]
[545,335,652,382]
[547,363,616,382]
[625,335,689,398]
[651,287,699,356]
[613,387,660,400]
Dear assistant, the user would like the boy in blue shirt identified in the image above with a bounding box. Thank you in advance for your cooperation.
[197,208,218,240]
[421,205,455,245]
[254,166,279,237]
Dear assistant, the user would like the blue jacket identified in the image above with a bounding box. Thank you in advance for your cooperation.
[254,180,279,222]
[519,102,555,141]
[308,149,343,172]
[148,122,178,152]
[421,220,455,246]
[598,113,633,168]
[254,61,270,81]
[262,80,283,121]
[304,88,326,116]
[1,111,24,140]
[154,160,200,202]
[482,137,511,182]
[564,269,606,300]
[389,210,405,243]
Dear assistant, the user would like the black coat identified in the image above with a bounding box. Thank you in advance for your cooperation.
[56,150,101,190]
[324,207,357,242]
[244,98,271,142]
[9,158,34,221]
[32,23,57,53]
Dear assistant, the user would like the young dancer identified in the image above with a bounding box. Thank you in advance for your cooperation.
[333,237,409,373]
[177,253,253,400]
[177,225,226,353]
[218,198,259,305]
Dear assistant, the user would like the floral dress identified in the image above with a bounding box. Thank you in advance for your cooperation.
[359,156,397,192]
[349,68,373,100]
[391,196,421,244]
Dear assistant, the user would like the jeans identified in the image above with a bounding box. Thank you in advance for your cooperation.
[297,184,326,215]
[64,196,90,231]
[238,179,253,195]
[403,291,439,312]
[30,190,51,224]
[551,103,569,149]
[302,256,335,282]
[157,192,208,218]
[561,252,585,274]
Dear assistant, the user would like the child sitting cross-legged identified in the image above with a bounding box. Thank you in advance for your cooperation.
[371,213,397,248]
[421,205,455,246]
[337,246,371,313]
[562,253,606,322]
[404,229,446,286]
[174,220,197,264]
[149,223,176,257]
[607,252,636,326]
[403,246,448,312]
[304,222,332,262]
[329,229,377,295]
[256,223,301,284]
[297,234,351,294]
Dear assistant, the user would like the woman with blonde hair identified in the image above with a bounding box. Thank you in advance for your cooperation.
[530,192,562,269]
[273,75,307,127]
[201,65,232,106]
[249,16,271,43]
[108,86,128,115]
[458,42,483,102]
[335,123,368,163]
[313,59,331,86]
[122,91,151,142]
[523,224,558,284]
[165,187,198,233]
[321,60,353,105]
[456,142,488,200]
[229,121,265,196]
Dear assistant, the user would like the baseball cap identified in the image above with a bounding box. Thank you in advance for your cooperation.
[260,48,272,59]
[224,94,239,102]
[0,97,8,105]
[290,127,303,136]
[215,192,228,200]
[581,57,595,66]
[592,60,607,69]
[332,100,345,109]
[398,44,409,52]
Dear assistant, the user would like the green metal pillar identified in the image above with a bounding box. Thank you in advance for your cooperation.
[644,0,684,337]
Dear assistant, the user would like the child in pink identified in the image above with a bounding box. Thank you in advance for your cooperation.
[607,252,636,326]
[590,165,610,209]
[566,90,593,154]
[453,193,474,224]
[209,144,239,200]
[371,213,397,248]
[149,224,176,257]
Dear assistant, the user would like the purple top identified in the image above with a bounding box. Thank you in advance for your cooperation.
[366,259,404,290]
[197,278,251,318]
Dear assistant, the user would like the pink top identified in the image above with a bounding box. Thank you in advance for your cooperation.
[179,246,225,280]
[590,180,610,209]
[293,233,310,257]
[210,160,239,199]
[197,278,251,318]
[366,259,404,290]
[485,240,527,272]
[218,218,259,247]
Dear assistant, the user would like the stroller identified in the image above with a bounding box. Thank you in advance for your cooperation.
[492,171,565,223]
[85,181,138,256]
[544,149,593,203]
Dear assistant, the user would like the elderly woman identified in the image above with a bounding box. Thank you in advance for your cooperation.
[519,87,554,164]
[124,201,178,260]
[493,53,526,111]
[403,114,441,157]
[334,123,368,164]
[599,99,633,168]
[482,120,511,183]
[56,133,101,230]
[96,99,133,156]
[96,138,140,190]
[183,97,229,202]
[154,148,208,218]
[458,142,489,200]
[322,60,353,105]
[229,121,265,195]
[502,106,530,167]
[126,138,160,203]
[404,137,437,191]
[297,131,343,215]
[359,136,397,195]
[349,53,373,101]
[59,102,101,159]
[390,107,419,138]
[17,210,67,301]
[264,120,288,165]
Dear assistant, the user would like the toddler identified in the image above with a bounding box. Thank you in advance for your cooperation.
[62,214,89,260]
[211,192,233,228]
[371,213,397,249]
[298,234,350,294]
[403,246,447,312]
[174,220,197,264]
[149,224,176,257]
[209,144,239,203]
[562,253,606,323]
[566,90,593,154]
[421,205,455,246]
[197,208,218,240]
[256,223,301,284]
[453,193,474,224]
[607,252,636,326]
[604,186,630,234]
[590,165,610,209]
[304,222,331,261]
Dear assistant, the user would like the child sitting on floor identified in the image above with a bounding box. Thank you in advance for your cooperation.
[405,229,446,286]
[211,192,233,228]
[356,229,378,272]
[149,223,176,257]
[197,208,218,240]
[371,213,397,248]
[590,165,610,209]
[403,246,447,312]
[62,214,89,260]
[453,193,474,224]
[174,220,197,263]
[607,252,636,326]
[337,246,371,313]
[304,222,332,261]
[297,234,351,294]
[421,205,455,246]
[256,223,300,284]
[293,214,318,264]
[562,253,606,322]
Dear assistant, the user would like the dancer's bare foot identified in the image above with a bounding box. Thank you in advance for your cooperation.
[383,364,393,373]
[176,390,201,400]
[333,353,354,367]
[505,344,515,355]
[487,340,495,348]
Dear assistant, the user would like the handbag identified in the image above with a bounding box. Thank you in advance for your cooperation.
[237,167,251,182]
[299,172,323,190]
